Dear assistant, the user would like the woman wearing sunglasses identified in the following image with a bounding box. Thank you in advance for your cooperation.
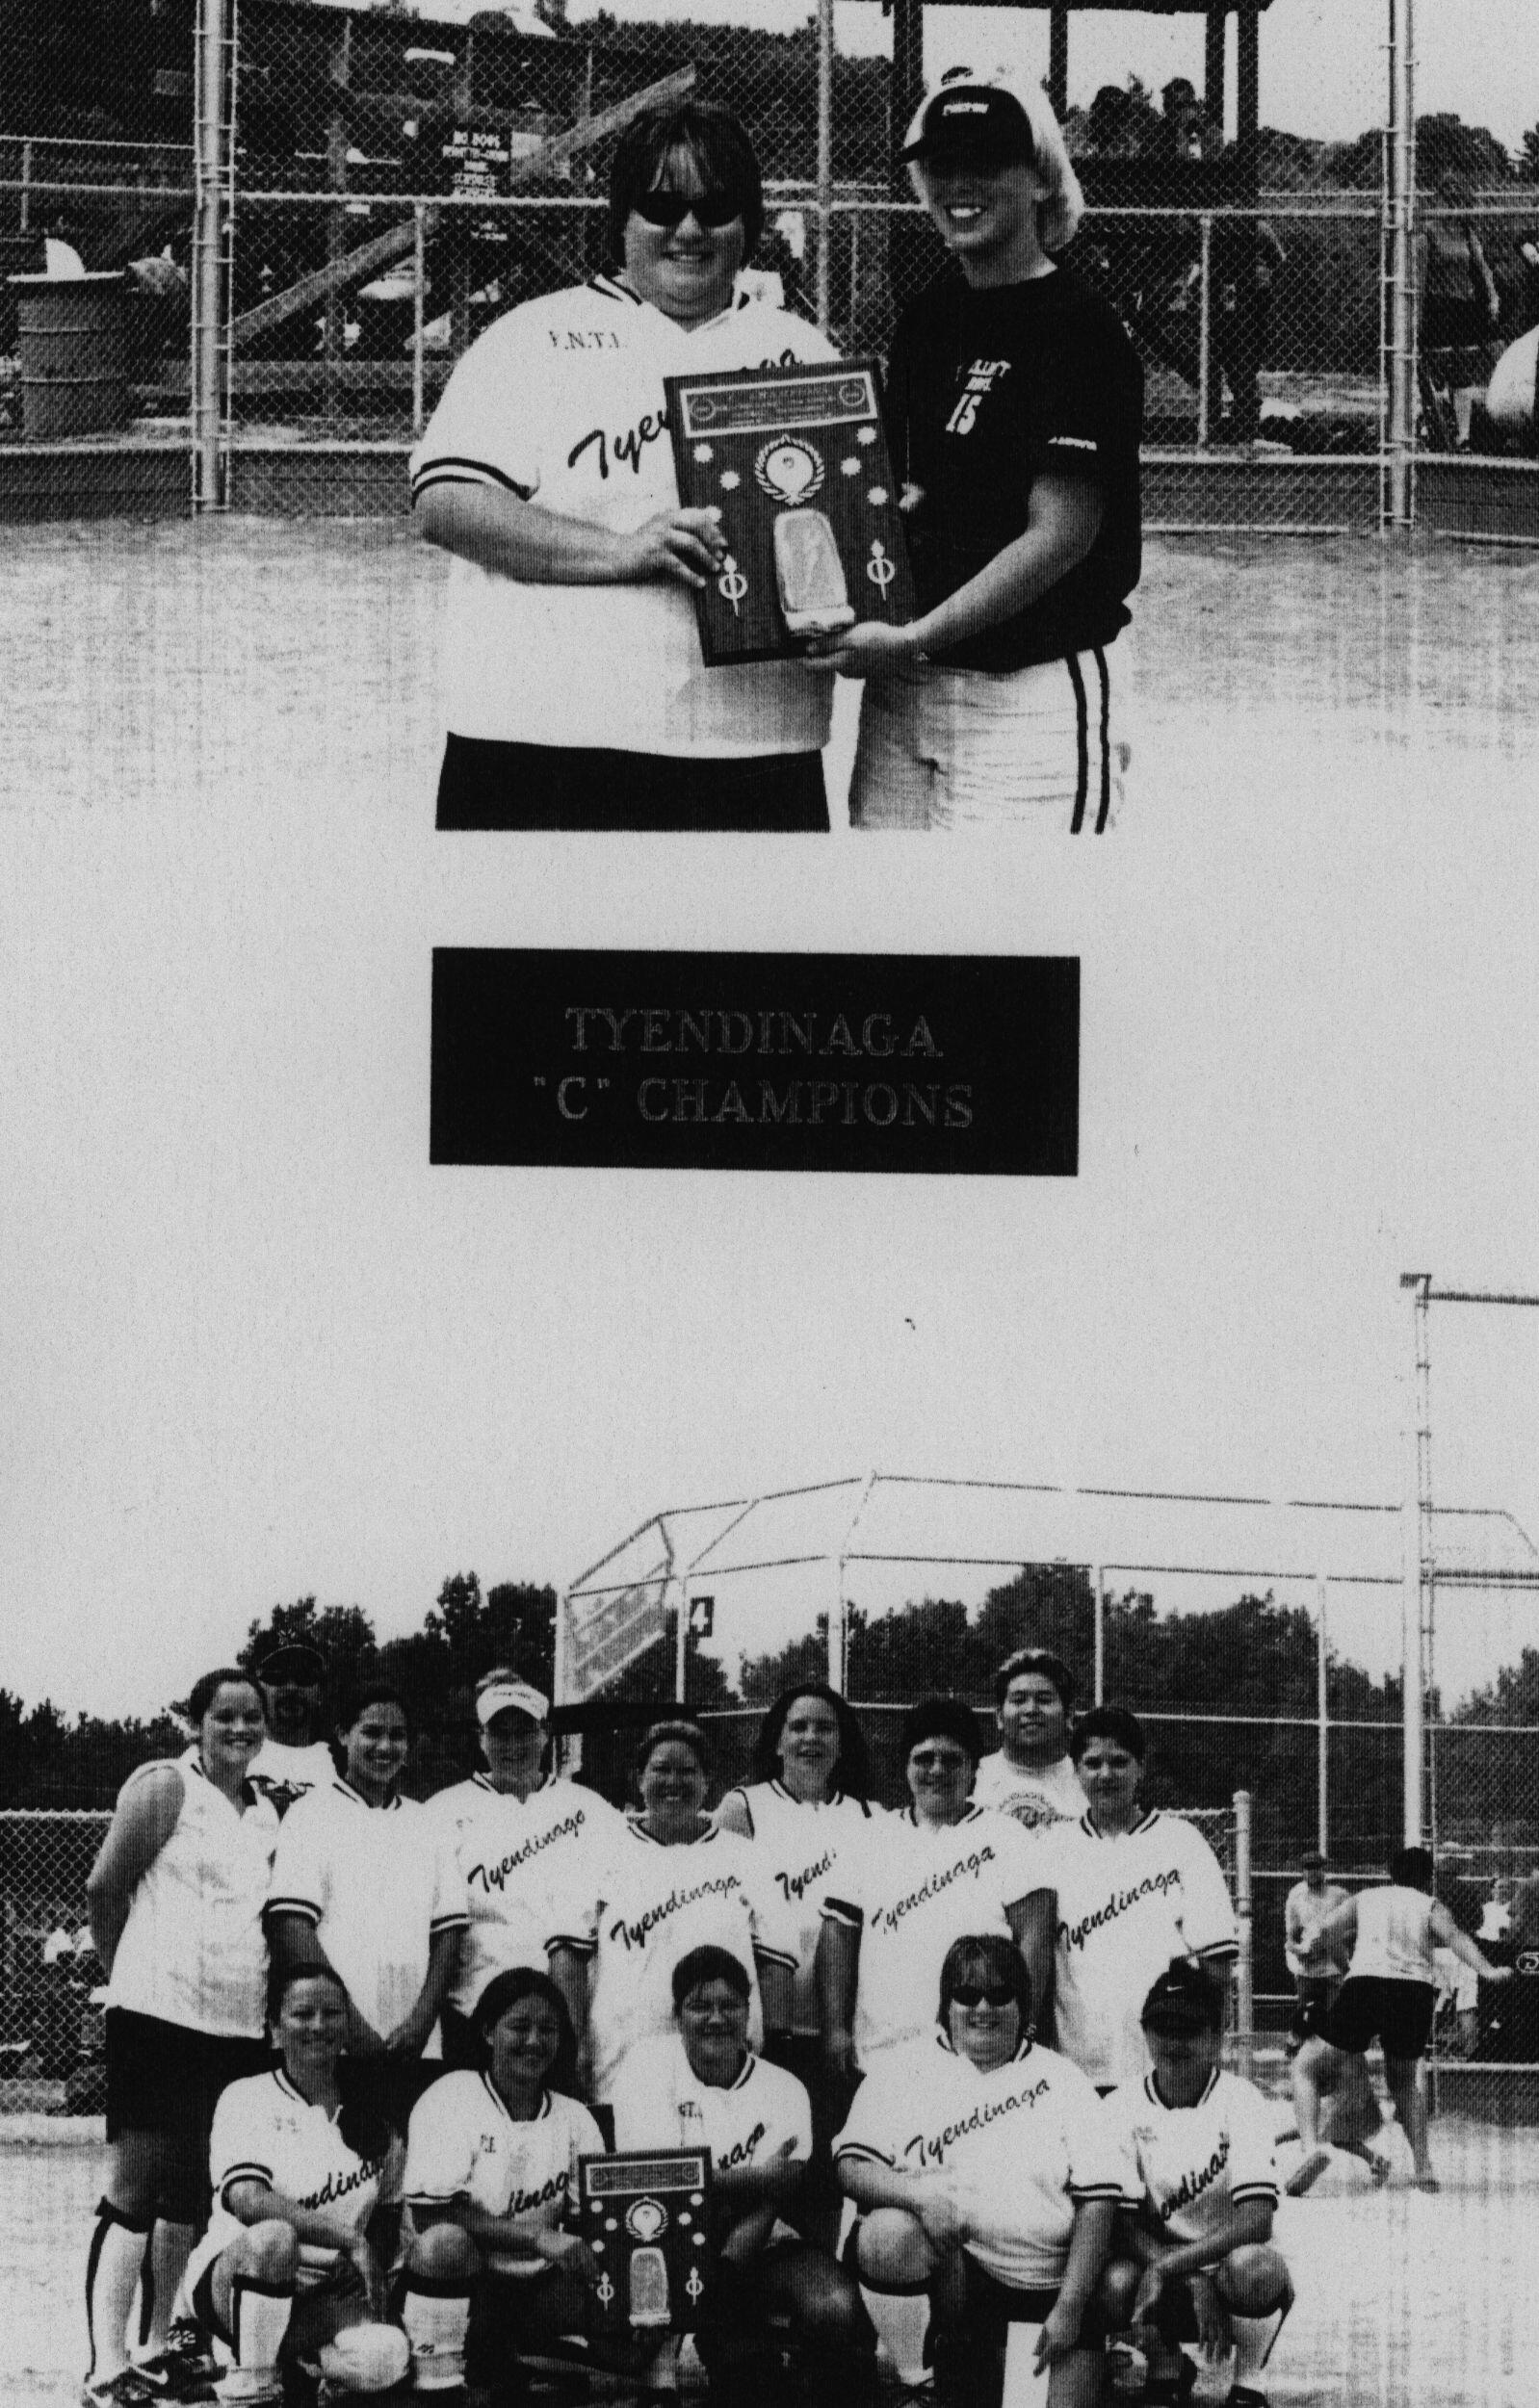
[835,1934,1121,2408]
[411,101,840,832]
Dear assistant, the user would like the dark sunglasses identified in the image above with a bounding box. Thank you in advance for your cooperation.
[633,187,743,230]
[951,1984,1017,2010]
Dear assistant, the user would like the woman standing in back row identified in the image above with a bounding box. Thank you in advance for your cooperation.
[84,1670,279,2407]
[717,1685,883,2246]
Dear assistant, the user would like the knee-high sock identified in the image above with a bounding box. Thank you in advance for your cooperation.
[400,2274,472,2389]
[1232,2308,1284,2382]
[232,2276,295,2371]
[143,2218,196,2351]
[86,2199,150,2384]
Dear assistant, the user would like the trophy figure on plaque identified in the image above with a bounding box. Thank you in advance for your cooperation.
[665,360,916,664]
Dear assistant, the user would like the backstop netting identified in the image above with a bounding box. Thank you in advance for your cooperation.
[4,1,1537,534]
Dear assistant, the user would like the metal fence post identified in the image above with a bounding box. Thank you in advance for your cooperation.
[191,0,229,511]
[412,202,427,440]
[1094,1565,1106,1703]
[1386,0,1417,531]
[1316,1575,1329,1854]
[1197,211,1213,448]
[815,0,834,338]
[1234,1788,1254,2079]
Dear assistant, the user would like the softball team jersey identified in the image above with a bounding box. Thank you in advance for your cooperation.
[183,2066,394,2302]
[822,1805,1046,2065]
[612,2033,812,2170]
[561,1822,798,2105]
[106,1748,278,2038]
[267,1775,468,2043]
[716,1781,883,2035]
[409,275,837,760]
[426,1774,627,2023]
[1104,2066,1279,2259]
[834,2032,1124,2290]
[404,2075,606,2278]
[1036,1812,1238,2089]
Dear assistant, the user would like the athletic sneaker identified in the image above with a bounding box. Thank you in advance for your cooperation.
[84,2377,177,2408]
[135,2324,222,2400]
[1224,2389,1270,2408]
[212,2371,284,2406]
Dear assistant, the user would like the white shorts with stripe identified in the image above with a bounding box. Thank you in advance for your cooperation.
[848,647,1130,832]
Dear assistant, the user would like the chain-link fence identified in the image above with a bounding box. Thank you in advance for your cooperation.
[3,1,1537,534]
[0,1813,109,2110]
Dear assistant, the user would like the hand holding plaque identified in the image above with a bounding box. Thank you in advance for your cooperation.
[665,360,917,665]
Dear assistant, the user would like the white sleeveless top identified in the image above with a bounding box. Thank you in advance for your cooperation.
[718,1781,883,2035]
[1348,1885,1437,1985]
[107,1748,279,2036]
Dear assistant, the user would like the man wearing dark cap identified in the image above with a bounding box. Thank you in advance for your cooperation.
[1281,1848,1346,2043]
[1100,1962,1292,2408]
[248,1634,334,1817]
[810,66,1142,832]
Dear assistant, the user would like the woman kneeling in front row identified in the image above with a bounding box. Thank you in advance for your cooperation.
[835,1933,1121,2408]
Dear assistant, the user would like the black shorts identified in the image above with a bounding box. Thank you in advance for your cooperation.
[105,2009,271,2151]
[764,2033,858,2218]
[435,734,829,833]
[461,2266,590,2386]
[1320,1976,1437,2061]
[951,2254,1109,2351]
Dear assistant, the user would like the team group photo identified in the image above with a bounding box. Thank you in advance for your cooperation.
[42,1544,1526,2408]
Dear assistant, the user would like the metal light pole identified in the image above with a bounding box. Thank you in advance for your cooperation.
[816,0,834,337]
[1385,0,1417,531]
[1399,1272,1432,1845]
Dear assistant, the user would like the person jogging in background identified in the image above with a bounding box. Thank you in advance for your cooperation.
[1291,1845,1511,2192]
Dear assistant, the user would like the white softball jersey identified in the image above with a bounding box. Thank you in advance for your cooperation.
[106,1748,278,2038]
[426,1774,628,2021]
[611,2033,813,2171]
[1104,2066,1280,2259]
[409,274,838,757]
[1346,1885,1438,1985]
[971,1751,1087,1832]
[822,1804,1047,2066]
[562,1822,798,2105]
[266,1775,469,2043]
[716,1781,884,2035]
[404,2074,606,2278]
[833,2032,1125,2291]
[183,2066,395,2303]
[1038,1812,1239,2090]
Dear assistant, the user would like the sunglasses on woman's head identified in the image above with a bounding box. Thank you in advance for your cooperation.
[633,187,743,229]
[951,1984,1016,2010]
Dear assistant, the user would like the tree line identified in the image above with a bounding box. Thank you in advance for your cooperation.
[6,1566,1536,1866]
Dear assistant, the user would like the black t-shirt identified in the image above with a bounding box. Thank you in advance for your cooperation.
[884,266,1143,674]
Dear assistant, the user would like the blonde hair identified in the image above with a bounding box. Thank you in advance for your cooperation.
[908,71,1083,254]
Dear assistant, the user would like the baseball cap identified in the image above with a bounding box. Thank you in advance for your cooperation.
[1140,1959,1226,2034]
[1301,1847,1327,1868]
[253,1632,326,1681]
[476,1672,550,1728]
[902,66,1084,250]
[902,75,1035,163]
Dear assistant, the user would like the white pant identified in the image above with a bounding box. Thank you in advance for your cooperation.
[848,648,1129,831]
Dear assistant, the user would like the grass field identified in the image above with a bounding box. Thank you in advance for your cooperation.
[9,2112,1539,2408]
[4,520,1538,824]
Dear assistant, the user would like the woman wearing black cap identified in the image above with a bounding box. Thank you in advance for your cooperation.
[1099,1960,1292,2408]
[809,67,1142,833]
[819,1695,1053,2083]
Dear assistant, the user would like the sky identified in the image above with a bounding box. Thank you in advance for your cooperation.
[447,0,1539,159]
[6,712,1539,1723]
